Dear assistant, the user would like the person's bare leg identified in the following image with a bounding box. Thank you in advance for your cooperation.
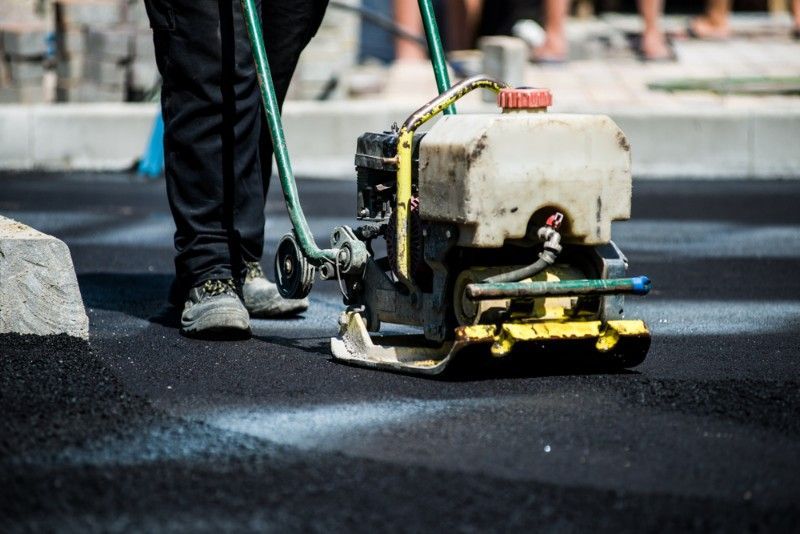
[446,0,483,51]
[446,0,467,50]
[690,0,732,40]
[464,0,483,46]
[638,0,670,60]
[395,0,426,61]
[532,0,570,61]
[793,0,800,36]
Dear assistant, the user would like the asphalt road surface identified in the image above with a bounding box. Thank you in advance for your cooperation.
[2,172,799,532]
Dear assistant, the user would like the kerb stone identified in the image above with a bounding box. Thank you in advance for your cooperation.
[0,216,89,339]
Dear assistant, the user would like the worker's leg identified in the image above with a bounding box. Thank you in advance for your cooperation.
[532,0,570,62]
[144,0,259,292]
[690,0,732,40]
[145,0,327,294]
[793,0,800,34]
[637,0,670,60]
[144,0,260,335]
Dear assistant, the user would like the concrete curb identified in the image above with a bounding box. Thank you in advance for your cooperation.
[0,215,89,340]
[1,102,799,179]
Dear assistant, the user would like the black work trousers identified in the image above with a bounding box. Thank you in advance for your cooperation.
[144,0,328,292]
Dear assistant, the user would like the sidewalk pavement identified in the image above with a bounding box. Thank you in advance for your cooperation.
[0,14,798,179]
[380,14,800,113]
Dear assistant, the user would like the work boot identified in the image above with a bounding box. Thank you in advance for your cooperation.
[242,261,309,317]
[181,279,251,339]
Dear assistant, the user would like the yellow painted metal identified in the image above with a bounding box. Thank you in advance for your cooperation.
[534,269,583,319]
[453,265,585,325]
[332,311,650,374]
[395,129,414,285]
[598,320,650,352]
[401,78,507,133]
[595,325,620,352]
[394,77,506,287]
[456,319,650,357]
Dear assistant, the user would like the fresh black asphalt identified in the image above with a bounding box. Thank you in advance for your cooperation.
[2,172,799,532]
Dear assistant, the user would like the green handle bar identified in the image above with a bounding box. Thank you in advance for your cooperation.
[417,0,455,114]
[239,0,453,265]
[239,0,335,265]
[465,277,653,300]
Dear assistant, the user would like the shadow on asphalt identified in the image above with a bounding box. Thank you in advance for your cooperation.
[77,272,641,381]
[252,334,331,357]
[421,356,637,383]
[333,358,639,383]
[77,272,177,326]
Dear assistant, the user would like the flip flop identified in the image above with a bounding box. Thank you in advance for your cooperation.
[686,20,730,41]
[638,46,677,63]
[628,34,677,63]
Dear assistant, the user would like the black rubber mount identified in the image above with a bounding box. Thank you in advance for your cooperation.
[274,233,315,299]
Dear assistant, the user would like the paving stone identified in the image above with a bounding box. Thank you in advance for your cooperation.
[0,23,49,58]
[127,0,151,30]
[0,215,89,340]
[56,29,86,56]
[83,58,126,85]
[290,1,359,100]
[85,27,132,60]
[0,11,797,176]
[0,105,32,171]
[129,59,158,90]
[479,36,527,101]
[0,84,45,103]
[752,112,800,178]
[6,60,44,83]
[56,82,125,102]
[27,102,155,169]
[132,31,154,60]
[56,56,84,81]
[613,111,752,178]
[55,0,124,30]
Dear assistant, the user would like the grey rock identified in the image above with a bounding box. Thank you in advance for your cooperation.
[0,216,89,339]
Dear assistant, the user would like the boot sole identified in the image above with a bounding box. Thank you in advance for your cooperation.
[246,301,309,318]
[181,311,251,340]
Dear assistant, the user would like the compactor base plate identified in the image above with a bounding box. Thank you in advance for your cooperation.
[331,311,651,376]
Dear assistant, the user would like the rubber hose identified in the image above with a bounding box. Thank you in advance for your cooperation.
[482,250,558,284]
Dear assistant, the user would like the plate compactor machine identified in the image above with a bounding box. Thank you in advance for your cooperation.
[240,0,652,375]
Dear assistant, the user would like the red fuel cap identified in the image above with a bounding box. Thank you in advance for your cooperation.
[498,87,553,110]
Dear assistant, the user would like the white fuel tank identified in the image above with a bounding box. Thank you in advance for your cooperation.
[417,112,632,247]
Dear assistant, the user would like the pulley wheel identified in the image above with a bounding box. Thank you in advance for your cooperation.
[274,232,315,299]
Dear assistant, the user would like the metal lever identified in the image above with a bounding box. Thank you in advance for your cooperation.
[466,276,653,300]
